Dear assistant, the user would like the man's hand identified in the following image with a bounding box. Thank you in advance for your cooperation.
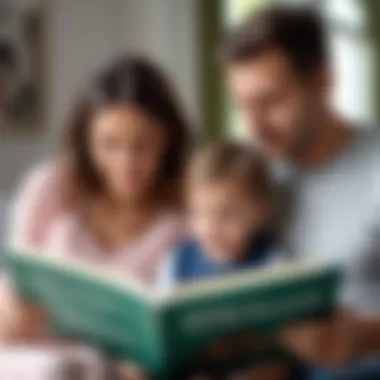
[280,310,364,369]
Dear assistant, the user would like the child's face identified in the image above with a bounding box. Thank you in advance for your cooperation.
[187,180,268,262]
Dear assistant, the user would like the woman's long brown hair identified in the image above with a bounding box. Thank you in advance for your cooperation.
[64,55,192,205]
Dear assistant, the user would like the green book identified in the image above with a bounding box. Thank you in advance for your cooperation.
[4,247,341,378]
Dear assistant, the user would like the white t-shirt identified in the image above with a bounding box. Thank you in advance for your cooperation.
[276,128,380,314]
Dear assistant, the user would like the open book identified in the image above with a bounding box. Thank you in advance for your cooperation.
[4,247,341,378]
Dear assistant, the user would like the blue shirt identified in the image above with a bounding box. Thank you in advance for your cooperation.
[157,232,281,293]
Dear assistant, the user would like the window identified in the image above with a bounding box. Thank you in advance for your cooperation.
[322,0,374,125]
[224,0,269,26]
[223,0,272,139]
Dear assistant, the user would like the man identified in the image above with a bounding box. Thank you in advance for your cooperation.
[223,4,380,376]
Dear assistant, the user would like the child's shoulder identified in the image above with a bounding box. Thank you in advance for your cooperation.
[173,238,204,264]
[175,238,200,252]
[155,239,205,293]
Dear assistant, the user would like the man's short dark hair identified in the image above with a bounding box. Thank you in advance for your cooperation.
[221,5,328,76]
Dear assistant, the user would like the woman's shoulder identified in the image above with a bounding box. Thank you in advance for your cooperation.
[11,157,73,247]
[15,158,71,202]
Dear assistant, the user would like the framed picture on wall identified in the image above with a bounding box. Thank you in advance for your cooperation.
[0,0,46,134]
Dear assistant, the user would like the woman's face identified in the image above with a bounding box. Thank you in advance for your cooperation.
[89,105,167,201]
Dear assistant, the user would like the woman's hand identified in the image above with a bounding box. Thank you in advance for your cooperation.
[280,309,364,369]
[0,284,47,342]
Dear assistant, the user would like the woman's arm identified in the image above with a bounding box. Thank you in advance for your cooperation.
[0,277,47,342]
[1,160,70,342]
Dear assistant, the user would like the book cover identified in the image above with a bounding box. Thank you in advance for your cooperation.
[4,247,341,378]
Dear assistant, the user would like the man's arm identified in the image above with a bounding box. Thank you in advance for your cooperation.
[280,310,380,369]
[360,315,380,358]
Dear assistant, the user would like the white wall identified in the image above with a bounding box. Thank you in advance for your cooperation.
[120,0,199,123]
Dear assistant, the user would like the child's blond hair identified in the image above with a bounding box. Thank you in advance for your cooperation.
[188,141,273,200]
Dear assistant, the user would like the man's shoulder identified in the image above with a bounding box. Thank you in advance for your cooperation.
[351,128,380,171]
[360,129,380,191]
[354,128,380,152]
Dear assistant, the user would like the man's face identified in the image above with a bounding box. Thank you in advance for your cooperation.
[227,48,327,159]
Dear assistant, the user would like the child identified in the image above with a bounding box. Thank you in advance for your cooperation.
[158,141,299,380]
[159,140,282,291]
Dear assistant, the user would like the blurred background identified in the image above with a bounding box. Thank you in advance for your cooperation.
[0,0,379,240]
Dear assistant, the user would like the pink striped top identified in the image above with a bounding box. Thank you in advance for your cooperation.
[10,161,185,285]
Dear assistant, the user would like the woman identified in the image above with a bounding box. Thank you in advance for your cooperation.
[2,55,191,344]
